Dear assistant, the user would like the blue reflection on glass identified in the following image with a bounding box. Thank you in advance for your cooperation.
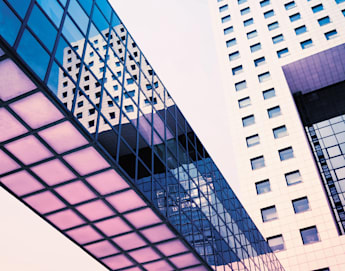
[17,30,50,79]
[111,11,121,26]
[0,1,21,45]
[78,0,92,15]
[47,61,59,94]
[62,15,84,43]
[92,5,109,32]
[28,5,57,52]
[7,0,30,18]
[68,0,89,34]
[96,0,112,21]
[36,0,63,27]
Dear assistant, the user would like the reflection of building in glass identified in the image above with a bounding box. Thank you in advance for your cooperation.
[209,0,345,270]
[0,1,284,271]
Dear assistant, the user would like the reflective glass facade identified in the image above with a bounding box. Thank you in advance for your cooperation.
[0,1,284,270]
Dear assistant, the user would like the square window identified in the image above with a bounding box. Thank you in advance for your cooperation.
[292,197,310,213]
[250,43,262,52]
[264,10,275,18]
[272,34,284,44]
[242,115,255,127]
[273,125,288,138]
[239,96,251,108]
[261,206,277,222]
[219,4,228,12]
[238,0,247,4]
[301,39,313,49]
[263,88,275,99]
[325,30,337,40]
[247,30,258,39]
[232,65,243,75]
[254,57,266,66]
[336,0,345,3]
[268,106,281,118]
[279,147,294,161]
[246,134,260,147]
[229,51,240,61]
[250,156,265,170]
[235,80,247,91]
[268,21,279,31]
[300,226,320,244]
[240,7,250,15]
[318,16,331,26]
[260,0,270,7]
[226,38,237,47]
[295,25,307,35]
[285,170,302,185]
[258,71,271,83]
[342,9,345,16]
[222,15,231,23]
[224,26,234,35]
[256,179,271,194]
[289,13,301,22]
[277,48,289,58]
[125,105,134,112]
[285,1,296,10]
[243,18,254,27]
[312,4,323,13]
[313,268,329,271]
[267,235,285,252]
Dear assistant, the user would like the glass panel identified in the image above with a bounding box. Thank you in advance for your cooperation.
[256,180,271,194]
[292,197,310,213]
[261,206,277,222]
[279,147,294,161]
[7,0,30,18]
[300,226,320,244]
[36,0,63,27]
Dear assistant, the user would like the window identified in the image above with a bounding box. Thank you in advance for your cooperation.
[240,7,250,15]
[242,115,255,127]
[88,120,95,127]
[300,226,320,244]
[272,34,284,44]
[264,10,275,18]
[222,15,231,23]
[239,96,251,108]
[276,47,289,58]
[292,197,310,213]
[273,125,288,138]
[342,9,345,16]
[217,0,223,2]
[285,1,296,10]
[125,105,134,112]
[235,80,247,91]
[224,26,234,35]
[250,156,265,170]
[268,21,279,31]
[325,30,338,40]
[301,39,313,49]
[295,25,307,35]
[238,0,247,4]
[226,38,237,47]
[124,90,135,98]
[108,101,114,107]
[247,30,258,39]
[289,13,301,22]
[313,268,329,271]
[256,180,271,194]
[109,112,115,119]
[219,4,228,12]
[243,18,254,27]
[285,170,302,185]
[263,88,275,99]
[77,101,83,107]
[250,43,261,52]
[268,106,281,118]
[318,16,331,26]
[258,72,271,83]
[254,57,266,66]
[229,51,240,61]
[336,0,345,3]
[232,65,243,75]
[267,235,285,252]
[312,4,323,13]
[246,134,260,147]
[261,206,278,222]
[279,147,294,161]
[260,0,270,7]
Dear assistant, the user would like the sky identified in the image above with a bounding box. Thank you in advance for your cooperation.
[1,1,238,270]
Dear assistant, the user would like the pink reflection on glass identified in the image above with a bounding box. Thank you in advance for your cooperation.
[55,181,95,205]
[0,59,36,101]
[143,260,174,271]
[1,170,43,196]
[124,208,161,228]
[10,92,63,129]
[46,209,84,230]
[102,255,133,270]
[31,159,75,185]
[76,200,113,221]
[156,240,188,256]
[63,147,109,175]
[107,190,146,213]
[24,191,65,214]
[141,224,175,243]
[0,149,20,174]
[169,253,200,269]
[5,135,52,165]
[129,247,160,263]
[113,232,146,250]
[39,121,88,154]
[86,170,129,195]
[183,266,208,271]
[121,268,141,271]
[66,225,102,244]
[84,240,119,258]
[95,217,131,236]
[0,108,27,142]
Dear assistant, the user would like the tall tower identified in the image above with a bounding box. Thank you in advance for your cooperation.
[208,0,345,270]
